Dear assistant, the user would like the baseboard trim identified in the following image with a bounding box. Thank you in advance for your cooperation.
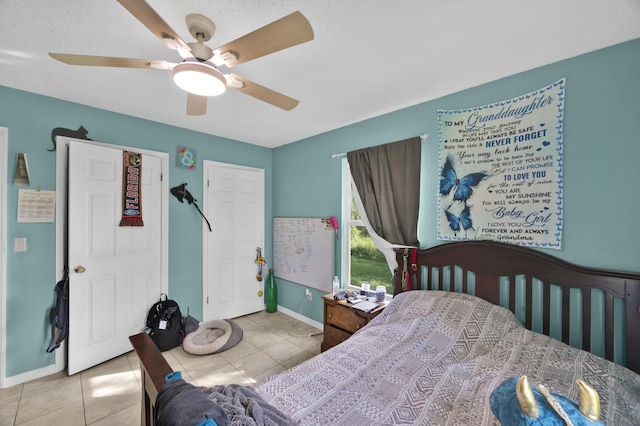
[2,363,61,388]
[277,305,322,330]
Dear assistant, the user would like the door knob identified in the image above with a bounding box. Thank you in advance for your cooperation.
[74,265,86,273]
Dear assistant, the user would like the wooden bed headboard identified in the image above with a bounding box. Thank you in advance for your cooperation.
[394,240,640,375]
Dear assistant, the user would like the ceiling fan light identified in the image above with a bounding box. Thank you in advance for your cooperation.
[172,61,226,96]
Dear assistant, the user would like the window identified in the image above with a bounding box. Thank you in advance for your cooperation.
[342,161,393,294]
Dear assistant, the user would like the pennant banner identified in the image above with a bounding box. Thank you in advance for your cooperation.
[119,150,144,227]
[437,79,565,248]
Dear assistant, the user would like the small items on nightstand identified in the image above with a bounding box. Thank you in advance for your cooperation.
[333,289,358,300]
[351,300,379,312]
[332,275,340,295]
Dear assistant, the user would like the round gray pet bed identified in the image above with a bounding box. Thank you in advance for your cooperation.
[183,319,243,355]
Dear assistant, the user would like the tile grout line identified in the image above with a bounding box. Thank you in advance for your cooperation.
[79,373,87,426]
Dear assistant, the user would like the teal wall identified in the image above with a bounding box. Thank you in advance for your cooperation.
[0,88,272,377]
[2,37,639,379]
[273,38,640,323]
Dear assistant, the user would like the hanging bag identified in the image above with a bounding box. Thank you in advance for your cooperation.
[400,248,418,291]
[146,293,184,351]
[46,266,70,353]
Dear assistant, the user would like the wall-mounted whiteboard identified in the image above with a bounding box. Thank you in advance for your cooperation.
[273,217,334,292]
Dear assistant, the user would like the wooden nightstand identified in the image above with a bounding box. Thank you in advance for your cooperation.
[321,293,388,352]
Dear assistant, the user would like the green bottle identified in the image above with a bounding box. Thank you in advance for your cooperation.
[266,269,277,313]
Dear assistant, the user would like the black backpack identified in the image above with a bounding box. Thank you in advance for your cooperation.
[46,267,70,353]
[146,294,184,351]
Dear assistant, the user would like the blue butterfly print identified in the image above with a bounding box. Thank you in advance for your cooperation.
[439,156,488,204]
[445,205,474,237]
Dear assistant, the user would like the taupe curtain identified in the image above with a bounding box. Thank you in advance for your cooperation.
[347,137,421,247]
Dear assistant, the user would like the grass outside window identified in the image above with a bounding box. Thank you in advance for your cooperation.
[350,224,393,294]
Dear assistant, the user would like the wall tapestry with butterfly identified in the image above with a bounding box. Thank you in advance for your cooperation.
[436,79,565,249]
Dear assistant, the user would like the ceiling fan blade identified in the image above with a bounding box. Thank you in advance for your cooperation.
[118,0,192,56]
[49,53,172,70]
[186,93,207,115]
[213,11,313,67]
[226,73,299,111]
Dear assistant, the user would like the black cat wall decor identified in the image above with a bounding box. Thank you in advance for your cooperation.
[49,125,92,151]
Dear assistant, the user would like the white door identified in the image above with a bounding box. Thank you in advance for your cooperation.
[67,141,164,375]
[204,162,264,321]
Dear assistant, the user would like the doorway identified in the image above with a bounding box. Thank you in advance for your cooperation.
[203,161,265,321]
[55,138,168,374]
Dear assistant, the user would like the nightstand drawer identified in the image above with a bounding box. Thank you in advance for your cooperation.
[323,324,352,348]
[326,303,368,333]
[322,293,388,352]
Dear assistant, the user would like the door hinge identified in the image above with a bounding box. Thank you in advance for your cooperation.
[207,296,209,304]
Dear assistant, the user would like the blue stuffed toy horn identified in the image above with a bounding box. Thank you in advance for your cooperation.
[490,375,603,425]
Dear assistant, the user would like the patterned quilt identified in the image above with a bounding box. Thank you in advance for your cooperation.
[255,291,640,425]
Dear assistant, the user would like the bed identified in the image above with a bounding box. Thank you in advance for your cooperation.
[130,240,640,425]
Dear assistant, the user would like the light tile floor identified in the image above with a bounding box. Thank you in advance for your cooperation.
[0,310,323,425]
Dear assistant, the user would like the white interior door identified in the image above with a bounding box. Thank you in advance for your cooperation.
[67,141,164,375]
[204,161,264,321]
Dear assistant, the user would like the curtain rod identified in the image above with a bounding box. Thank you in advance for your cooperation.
[331,134,428,158]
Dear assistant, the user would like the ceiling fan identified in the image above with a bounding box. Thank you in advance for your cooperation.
[49,0,314,115]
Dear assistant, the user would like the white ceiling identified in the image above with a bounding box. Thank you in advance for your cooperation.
[2,1,639,148]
